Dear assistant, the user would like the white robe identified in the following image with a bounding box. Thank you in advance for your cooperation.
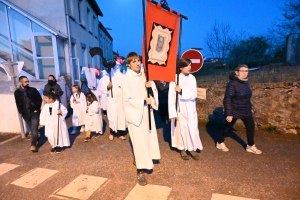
[122,69,160,169]
[96,72,108,110]
[70,92,86,126]
[168,73,203,151]
[100,64,126,132]
[40,101,70,148]
[85,101,102,133]
[82,67,97,88]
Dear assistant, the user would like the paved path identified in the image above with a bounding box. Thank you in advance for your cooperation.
[0,113,299,200]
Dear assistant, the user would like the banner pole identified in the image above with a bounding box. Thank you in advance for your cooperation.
[142,0,152,131]
[175,17,183,126]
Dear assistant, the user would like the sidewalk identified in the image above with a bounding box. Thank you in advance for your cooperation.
[0,113,299,200]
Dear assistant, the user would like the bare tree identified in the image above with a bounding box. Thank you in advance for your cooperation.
[277,0,300,34]
[205,21,234,59]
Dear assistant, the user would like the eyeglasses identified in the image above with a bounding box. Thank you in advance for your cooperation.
[239,70,248,72]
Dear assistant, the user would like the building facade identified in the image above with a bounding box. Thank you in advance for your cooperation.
[0,0,113,83]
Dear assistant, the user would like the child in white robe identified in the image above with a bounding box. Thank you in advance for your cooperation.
[168,58,203,160]
[121,52,160,186]
[84,93,103,142]
[40,92,70,153]
[70,85,86,134]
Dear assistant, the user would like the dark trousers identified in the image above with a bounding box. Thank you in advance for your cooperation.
[159,104,169,122]
[110,128,125,136]
[23,112,39,146]
[217,116,255,146]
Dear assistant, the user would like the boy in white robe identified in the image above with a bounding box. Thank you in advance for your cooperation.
[84,93,103,142]
[168,58,203,160]
[70,85,86,134]
[40,92,70,153]
[122,52,160,186]
[100,61,127,140]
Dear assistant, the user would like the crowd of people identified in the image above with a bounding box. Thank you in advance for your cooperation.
[13,52,262,186]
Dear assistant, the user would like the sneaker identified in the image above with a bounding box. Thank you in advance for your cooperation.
[188,150,199,160]
[30,145,38,152]
[180,150,189,160]
[80,126,85,132]
[51,147,56,152]
[246,145,262,154]
[120,136,126,140]
[95,133,101,137]
[84,137,91,142]
[216,142,229,152]
[137,172,147,186]
[71,129,77,135]
[55,147,62,154]
[109,134,114,141]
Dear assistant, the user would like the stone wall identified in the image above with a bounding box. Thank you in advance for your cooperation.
[197,82,300,134]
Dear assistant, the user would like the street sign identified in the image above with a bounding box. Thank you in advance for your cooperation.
[181,49,204,73]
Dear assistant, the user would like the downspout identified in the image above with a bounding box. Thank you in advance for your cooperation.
[64,0,74,85]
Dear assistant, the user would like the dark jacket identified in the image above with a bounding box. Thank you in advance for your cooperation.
[155,81,169,105]
[44,83,63,96]
[223,73,253,119]
[14,86,42,116]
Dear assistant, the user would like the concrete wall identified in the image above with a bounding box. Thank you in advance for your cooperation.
[0,81,67,133]
[197,82,300,134]
[8,0,67,36]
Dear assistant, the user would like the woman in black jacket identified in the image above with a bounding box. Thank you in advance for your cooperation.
[216,64,262,154]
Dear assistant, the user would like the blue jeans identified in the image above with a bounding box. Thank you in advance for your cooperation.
[23,112,40,146]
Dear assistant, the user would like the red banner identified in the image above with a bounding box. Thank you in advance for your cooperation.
[142,1,179,82]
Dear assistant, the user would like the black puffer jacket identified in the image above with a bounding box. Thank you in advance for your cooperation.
[223,73,253,119]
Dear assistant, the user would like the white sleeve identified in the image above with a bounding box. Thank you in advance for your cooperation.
[168,82,177,119]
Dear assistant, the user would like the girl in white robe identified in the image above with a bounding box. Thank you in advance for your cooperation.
[84,93,103,142]
[122,52,160,186]
[70,85,86,134]
[40,93,70,153]
[100,62,127,140]
[169,58,203,160]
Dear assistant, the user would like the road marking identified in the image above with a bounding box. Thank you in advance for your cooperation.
[0,163,19,176]
[211,193,260,200]
[11,168,58,188]
[56,174,107,200]
[191,59,201,63]
[124,183,172,200]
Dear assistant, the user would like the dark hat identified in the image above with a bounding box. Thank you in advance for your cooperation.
[235,64,248,71]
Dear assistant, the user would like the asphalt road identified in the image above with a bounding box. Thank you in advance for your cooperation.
[0,111,299,200]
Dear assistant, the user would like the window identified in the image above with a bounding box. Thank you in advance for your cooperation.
[0,38,11,60]
[81,46,86,69]
[78,0,82,24]
[7,8,32,53]
[32,22,49,33]
[57,38,66,76]
[87,8,90,31]
[35,36,53,57]
[12,46,35,76]
[0,3,9,39]
[92,15,96,35]
[37,59,55,79]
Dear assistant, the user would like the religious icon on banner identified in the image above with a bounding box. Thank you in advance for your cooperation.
[148,23,173,66]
